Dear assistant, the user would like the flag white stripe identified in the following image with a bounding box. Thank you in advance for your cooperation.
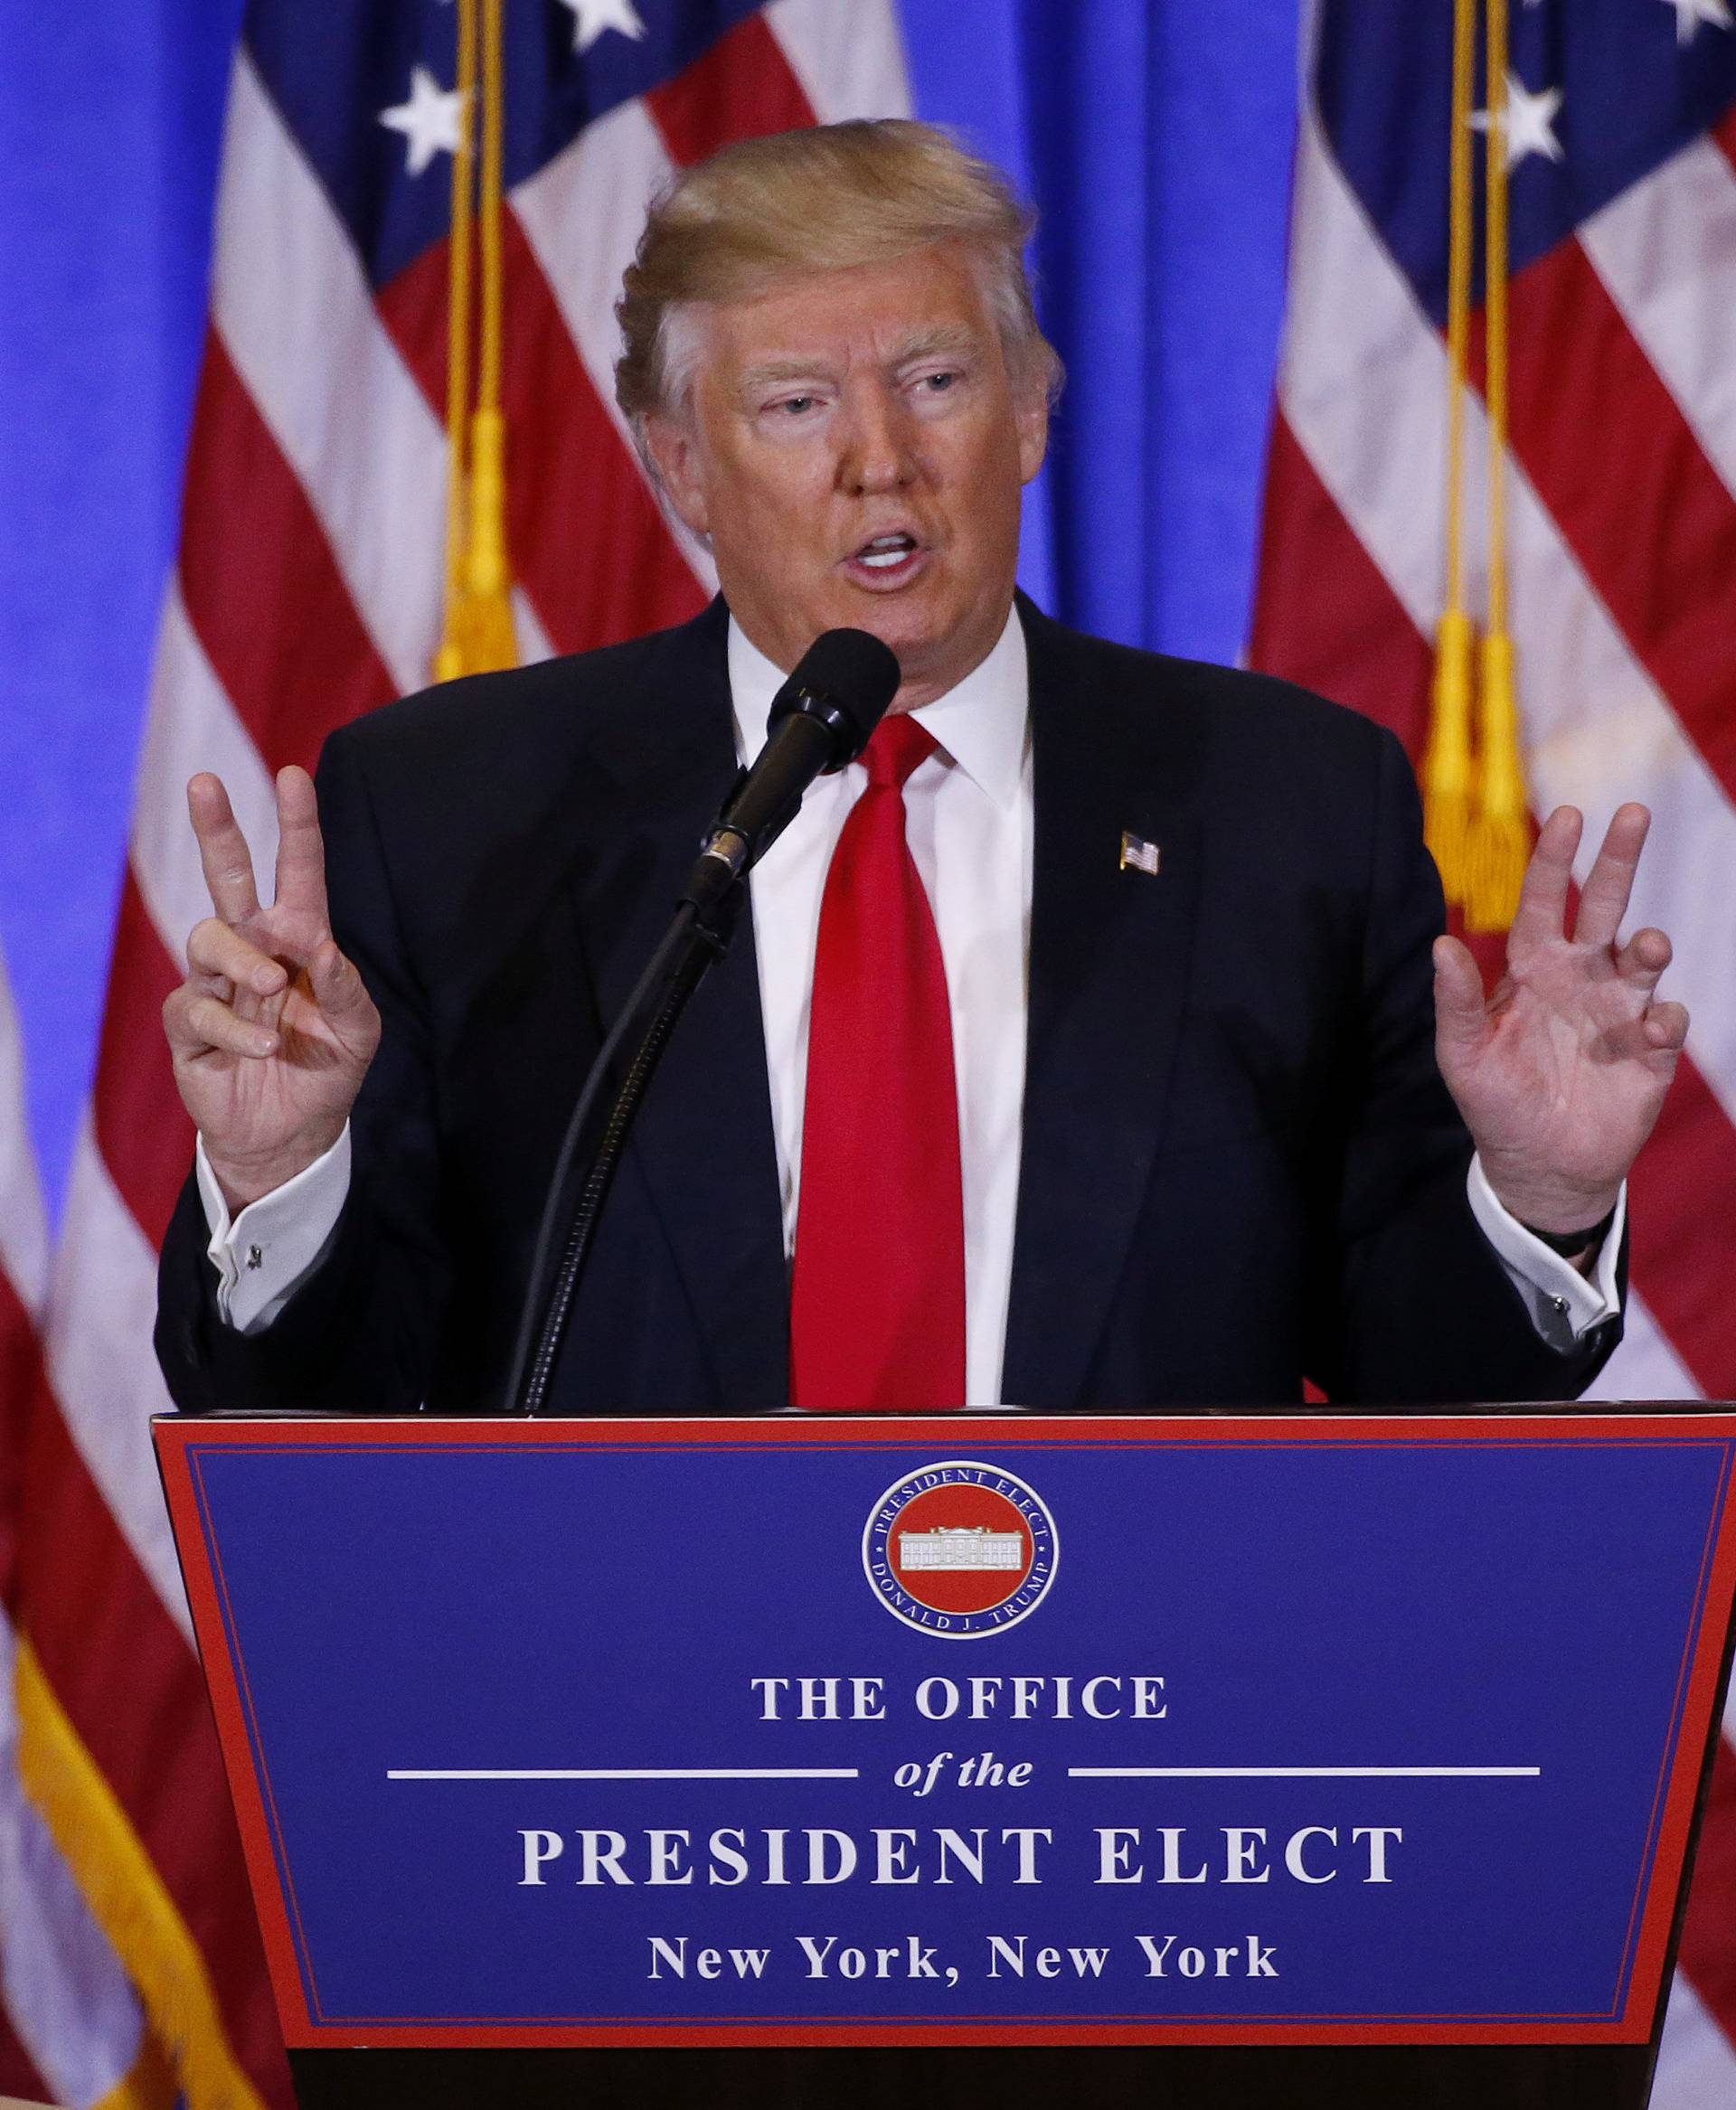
[47,1126,193,1646]
[1280,108,1736,1163]
[131,584,281,967]
[514,587,555,670]
[1579,131,1736,508]
[1656,1968,1736,2109]
[1599,1290,1704,1403]
[766,0,914,123]
[0,959,45,1314]
[212,52,448,699]
[511,100,717,595]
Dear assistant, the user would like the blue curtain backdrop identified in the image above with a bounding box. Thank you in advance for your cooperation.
[0,0,1300,1220]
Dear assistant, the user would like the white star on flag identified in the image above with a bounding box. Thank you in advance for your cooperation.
[1470,73,1565,169]
[1661,0,1733,43]
[559,0,648,55]
[379,65,464,176]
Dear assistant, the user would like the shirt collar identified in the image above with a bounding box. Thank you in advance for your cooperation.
[727,605,1029,813]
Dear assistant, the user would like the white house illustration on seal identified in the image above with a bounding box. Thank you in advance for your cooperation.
[896,1524,1024,1572]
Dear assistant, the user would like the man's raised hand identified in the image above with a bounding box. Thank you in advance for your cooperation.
[1432,803,1687,1242]
[163,767,381,1210]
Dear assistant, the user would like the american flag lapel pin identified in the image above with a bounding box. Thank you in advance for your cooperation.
[1119,831,1162,877]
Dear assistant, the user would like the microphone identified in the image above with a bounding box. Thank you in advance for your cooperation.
[684,626,900,911]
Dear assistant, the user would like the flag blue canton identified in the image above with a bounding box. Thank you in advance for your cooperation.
[1317,0,1736,325]
[246,0,768,287]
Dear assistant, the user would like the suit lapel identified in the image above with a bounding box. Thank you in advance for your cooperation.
[568,603,790,1408]
[1002,603,1203,1407]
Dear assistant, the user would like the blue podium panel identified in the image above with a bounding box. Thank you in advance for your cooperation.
[155,1414,1736,2049]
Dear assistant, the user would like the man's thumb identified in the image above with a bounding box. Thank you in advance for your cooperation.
[310,939,374,1029]
[1431,935,1488,1068]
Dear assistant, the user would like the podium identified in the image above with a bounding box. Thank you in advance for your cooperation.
[154,1408,1736,2109]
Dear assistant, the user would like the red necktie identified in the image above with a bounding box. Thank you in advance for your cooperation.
[789,716,967,1410]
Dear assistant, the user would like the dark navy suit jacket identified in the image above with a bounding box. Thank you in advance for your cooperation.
[155,596,1620,1414]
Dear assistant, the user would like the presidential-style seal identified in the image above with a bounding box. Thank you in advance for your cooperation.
[863,1461,1059,1638]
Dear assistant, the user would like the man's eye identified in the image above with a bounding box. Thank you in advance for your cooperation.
[773,395,817,416]
[920,370,959,392]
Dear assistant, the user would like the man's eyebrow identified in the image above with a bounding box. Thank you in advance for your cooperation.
[734,326,988,396]
[736,357,835,391]
[888,325,985,365]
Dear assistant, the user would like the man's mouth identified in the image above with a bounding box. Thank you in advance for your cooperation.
[843,532,929,587]
[857,532,919,570]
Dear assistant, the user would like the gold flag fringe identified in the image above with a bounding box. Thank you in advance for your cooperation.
[92,2028,178,2110]
[15,1636,267,2110]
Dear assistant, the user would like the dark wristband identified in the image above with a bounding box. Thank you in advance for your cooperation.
[1520,1206,1618,1258]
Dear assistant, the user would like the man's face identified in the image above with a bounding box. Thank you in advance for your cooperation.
[645,244,1048,711]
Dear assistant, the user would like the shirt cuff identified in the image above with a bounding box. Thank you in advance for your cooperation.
[1466,1154,1625,1353]
[195,1126,353,1336]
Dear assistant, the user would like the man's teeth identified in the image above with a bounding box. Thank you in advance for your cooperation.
[859,535,916,570]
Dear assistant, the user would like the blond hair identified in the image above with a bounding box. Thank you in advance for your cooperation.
[614,119,1061,434]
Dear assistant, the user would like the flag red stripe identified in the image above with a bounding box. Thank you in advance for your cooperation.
[375,217,708,658]
[92,872,195,1254]
[1713,98,1736,174]
[1486,239,1736,804]
[17,1375,291,2105]
[1626,1056,1736,1398]
[646,11,817,168]
[178,330,397,769]
[1676,1731,1736,2050]
[1248,410,1435,758]
[0,2001,52,2105]
[0,1266,37,1612]
[498,212,710,650]
[1253,410,1736,1397]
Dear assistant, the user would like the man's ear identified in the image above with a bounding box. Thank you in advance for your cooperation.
[643,413,711,539]
[1015,381,1050,487]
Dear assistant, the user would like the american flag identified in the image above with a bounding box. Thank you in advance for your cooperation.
[2,945,162,2107]
[1250,1,1736,2097]
[5,2,910,2100]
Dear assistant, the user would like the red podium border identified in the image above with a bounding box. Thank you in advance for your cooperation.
[155,1410,1736,2050]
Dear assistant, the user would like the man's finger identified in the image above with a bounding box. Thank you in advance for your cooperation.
[164,985,278,1060]
[187,916,288,997]
[1644,1000,1690,1052]
[1613,926,1672,997]
[186,995,280,1060]
[1507,806,1581,950]
[1574,803,1651,951]
[273,767,331,927]
[188,774,262,925]
[1432,935,1491,1071]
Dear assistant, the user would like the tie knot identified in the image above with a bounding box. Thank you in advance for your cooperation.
[863,714,939,790]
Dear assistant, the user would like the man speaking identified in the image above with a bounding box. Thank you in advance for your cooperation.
[154,121,1685,1416]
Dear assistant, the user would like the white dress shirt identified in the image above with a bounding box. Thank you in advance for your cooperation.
[198,608,1622,1388]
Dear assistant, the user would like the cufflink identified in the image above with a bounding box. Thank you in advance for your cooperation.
[247,1244,264,1272]
[1119,832,1162,876]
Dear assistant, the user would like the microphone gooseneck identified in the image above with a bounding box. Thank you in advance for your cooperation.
[504,625,901,1414]
[683,626,901,911]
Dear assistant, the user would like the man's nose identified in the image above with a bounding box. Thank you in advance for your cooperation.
[837,387,918,495]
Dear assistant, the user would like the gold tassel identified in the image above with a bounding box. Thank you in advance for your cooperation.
[1465,633,1528,931]
[1424,608,1476,904]
[1465,0,1529,934]
[448,407,516,673]
[435,0,516,680]
[1426,0,1478,912]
